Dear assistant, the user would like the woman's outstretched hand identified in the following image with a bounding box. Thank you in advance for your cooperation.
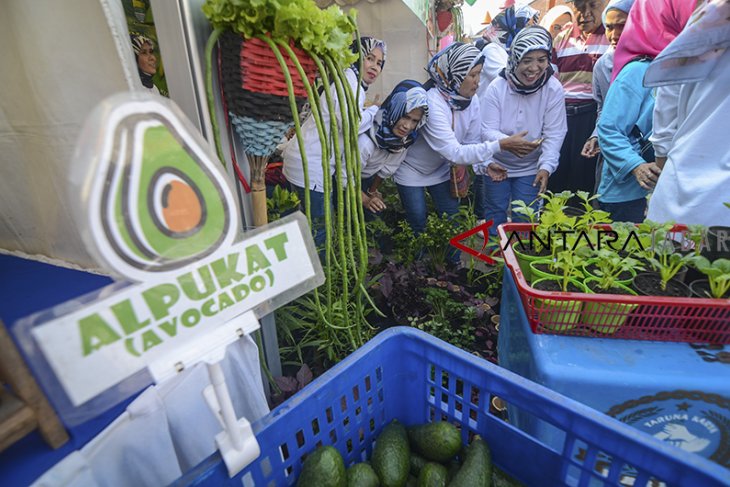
[499,131,541,158]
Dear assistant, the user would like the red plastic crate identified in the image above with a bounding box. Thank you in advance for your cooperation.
[498,223,730,343]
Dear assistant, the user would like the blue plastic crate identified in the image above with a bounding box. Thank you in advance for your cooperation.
[175,327,729,486]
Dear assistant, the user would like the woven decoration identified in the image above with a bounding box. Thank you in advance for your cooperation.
[230,115,291,157]
[220,31,316,121]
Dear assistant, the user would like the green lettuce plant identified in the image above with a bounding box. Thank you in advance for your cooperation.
[203,0,357,67]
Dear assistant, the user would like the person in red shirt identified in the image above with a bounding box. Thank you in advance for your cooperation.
[547,0,610,198]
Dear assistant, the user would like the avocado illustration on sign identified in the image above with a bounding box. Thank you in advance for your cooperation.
[74,93,239,281]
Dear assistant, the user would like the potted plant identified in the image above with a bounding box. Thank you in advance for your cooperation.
[581,250,643,333]
[583,249,641,285]
[688,257,730,299]
[633,239,693,297]
[509,199,550,281]
[531,250,588,331]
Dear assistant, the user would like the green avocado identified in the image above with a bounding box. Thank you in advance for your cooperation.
[347,462,380,487]
[448,436,493,487]
[297,445,346,487]
[372,420,410,487]
[407,421,462,463]
[416,462,447,487]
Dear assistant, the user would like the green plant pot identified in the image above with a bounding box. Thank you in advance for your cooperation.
[512,242,546,283]
[582,278,638,334]
[582,260,637,285]
[529,258,559,283]
[532,278,587,332]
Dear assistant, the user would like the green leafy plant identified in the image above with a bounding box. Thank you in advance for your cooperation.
[417,213,461,273]
[202,0,357,67]
[511,198,548,254]
[574,191,611,230]
[540,191,577,260]
[684,224,708,256]
[267,185,300,221]
[392,220,419,266]
[646,240,695,291]
[690,257,730,299]
[552,249,587,292]
[587,249,643,291]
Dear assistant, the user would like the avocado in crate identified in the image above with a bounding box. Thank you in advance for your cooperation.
[175,328,729,487]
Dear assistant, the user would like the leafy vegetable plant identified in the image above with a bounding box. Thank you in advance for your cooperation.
[690,257,730,299]
[202,0,357,67]
[588,249,643,291]
[646,240,695,291]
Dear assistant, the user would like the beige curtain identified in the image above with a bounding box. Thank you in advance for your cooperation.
[0,0,137,271]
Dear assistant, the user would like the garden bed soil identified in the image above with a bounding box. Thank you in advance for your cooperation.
[585,281,633,295]
[633,273,691,297]
[532,279,583,293]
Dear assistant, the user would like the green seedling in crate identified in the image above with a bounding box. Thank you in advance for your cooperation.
[690,257,730,299]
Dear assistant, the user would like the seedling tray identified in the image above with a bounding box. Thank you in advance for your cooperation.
[499,223,730,343]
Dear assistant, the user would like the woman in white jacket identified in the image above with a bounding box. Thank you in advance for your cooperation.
[479,26,567,227]
[393,43,533,236]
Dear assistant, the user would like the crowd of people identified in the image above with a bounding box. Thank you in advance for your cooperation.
[280,0,730,251]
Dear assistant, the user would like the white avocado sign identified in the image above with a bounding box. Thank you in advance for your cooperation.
[21,93,322,408]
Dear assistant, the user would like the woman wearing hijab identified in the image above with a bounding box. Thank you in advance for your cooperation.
[478,26,567,228]
[359,80,429,214]
[646,0,730,227]
[130,34,160,94]
[474,8,542,223]
[540,5,575,40]
[393,42,533,237]
[282,36,386,245]
[596,0,696,222]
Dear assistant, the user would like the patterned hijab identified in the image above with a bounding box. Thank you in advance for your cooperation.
[501,26,554,96]
[350,36,387,91]
[369,80,429,153]
[424,43,485,111]
[611,0,697,82]
[492,5,541,48]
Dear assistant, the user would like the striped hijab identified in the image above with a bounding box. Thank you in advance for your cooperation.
[502,26,554,95]
[350,36,387,91]
[425,43,485,111]
[369,80,429,153]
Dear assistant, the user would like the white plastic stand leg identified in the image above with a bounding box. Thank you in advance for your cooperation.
[147,311,262,478]
[207,361,260,477]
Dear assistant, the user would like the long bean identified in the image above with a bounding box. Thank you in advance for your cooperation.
[205,27,226,166]
[274,40,336,317]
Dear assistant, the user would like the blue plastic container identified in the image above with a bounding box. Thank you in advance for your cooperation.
[175,327,729,486]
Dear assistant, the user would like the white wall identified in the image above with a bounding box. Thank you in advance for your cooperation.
[345,0,430,102]
[0,0,134,269]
